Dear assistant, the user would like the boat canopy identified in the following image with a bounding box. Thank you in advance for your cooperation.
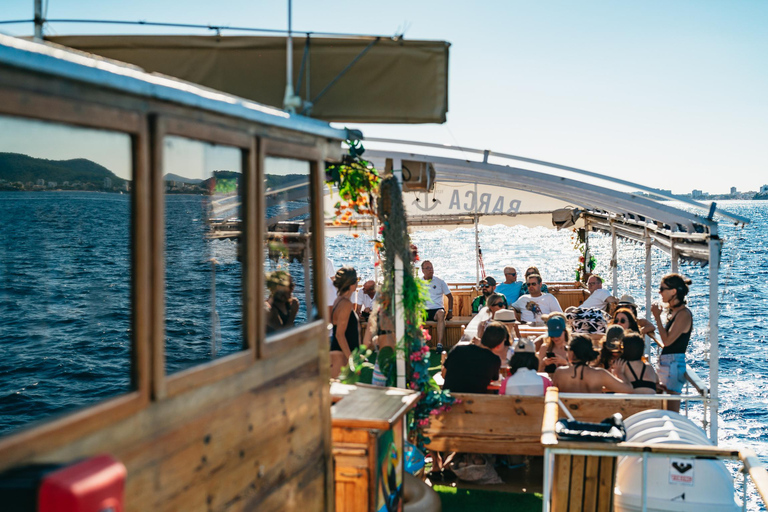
[45,35,450,124]
[325,139,750,266]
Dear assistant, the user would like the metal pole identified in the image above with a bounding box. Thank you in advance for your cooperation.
[641,451,648,512]
[709,232,721,442]
[584,219,590,282]
[282,0,299,113]
[33,0,43,40]
[645,231,653,357]
[474,215,480,285]
[394,254,405,388]
[671,246,679,274]
[611,221,618,295]
[542,450,553,512]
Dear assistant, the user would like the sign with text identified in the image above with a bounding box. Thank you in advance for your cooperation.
[669,458,695,486]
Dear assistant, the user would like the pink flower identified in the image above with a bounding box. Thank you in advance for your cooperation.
[412,372,420,380]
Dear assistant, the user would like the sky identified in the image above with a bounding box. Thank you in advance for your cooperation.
[2,0,767,194]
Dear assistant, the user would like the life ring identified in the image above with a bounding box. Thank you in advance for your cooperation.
[402,472,441,512]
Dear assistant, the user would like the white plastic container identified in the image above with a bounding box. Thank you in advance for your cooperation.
[614,411,739,512]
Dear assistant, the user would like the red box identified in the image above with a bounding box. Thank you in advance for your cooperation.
[38,455,126,512]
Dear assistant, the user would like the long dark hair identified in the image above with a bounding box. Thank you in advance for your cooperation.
[509,352,538,376]
[611,307,640,332]
[569,335,599,363]
[661,273,692,306]
[332,266,357,294]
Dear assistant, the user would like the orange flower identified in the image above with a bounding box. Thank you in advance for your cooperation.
[332,220,341,226]
[352,233,359,238]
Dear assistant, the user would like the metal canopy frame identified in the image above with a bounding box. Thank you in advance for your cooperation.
[361,139,750,443]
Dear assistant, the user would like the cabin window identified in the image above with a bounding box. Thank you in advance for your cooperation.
[163,136,245,374]
[264,157,318,337]
[0,115,133,436]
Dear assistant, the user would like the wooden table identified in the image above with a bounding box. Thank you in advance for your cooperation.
[331,383,420,512]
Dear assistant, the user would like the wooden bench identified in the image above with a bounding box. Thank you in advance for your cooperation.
[424,392,657,456]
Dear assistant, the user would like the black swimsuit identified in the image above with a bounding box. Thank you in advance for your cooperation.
[330,301,360,353]
[627,363,656,390]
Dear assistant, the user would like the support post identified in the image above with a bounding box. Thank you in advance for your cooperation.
[644,231,653,357]
[394,254,406,388]
[709,232,720,441]
[34,0,43,41]
[671,245,679,274]
[474,215,480,285]
[584,220,590,282]
[611,222,618,295]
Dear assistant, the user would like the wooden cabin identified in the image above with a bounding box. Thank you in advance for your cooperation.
[0,35,344,511]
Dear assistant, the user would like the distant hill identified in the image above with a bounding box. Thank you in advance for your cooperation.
[0,152,126,186]
[265,173,309,190]
[164,173,203,184]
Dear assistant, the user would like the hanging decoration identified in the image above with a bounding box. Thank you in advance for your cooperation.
[572,227,596,282]
[376,175,457,450]
[325,139,380,229]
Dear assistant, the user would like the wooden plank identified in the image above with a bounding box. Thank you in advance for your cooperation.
[568,455,585,511]
[165,351,253,398]
[331,385,420,430]
[582,456,601,511]
[560,396,657,424]
[552,454,572,511]
[596,456,615,512]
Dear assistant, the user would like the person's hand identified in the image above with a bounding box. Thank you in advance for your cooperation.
[446,310,453,321]
[545,355,568,367]
[612,359,627,377]
[650,302,662,317]
[288,297,299,315]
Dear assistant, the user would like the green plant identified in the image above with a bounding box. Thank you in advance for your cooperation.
[325,140,379,228]
[338,345,375,384]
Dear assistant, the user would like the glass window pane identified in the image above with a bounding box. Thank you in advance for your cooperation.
[0,115,133,436]
[163,136,244,373]
[264,157,316,336]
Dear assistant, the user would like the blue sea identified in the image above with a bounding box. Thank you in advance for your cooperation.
[1,193,766,505]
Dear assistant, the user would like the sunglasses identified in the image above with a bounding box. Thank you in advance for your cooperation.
[659,286,671,292]
[527,282,539,286]
[617,318,629,324]
[481,284,491,288]
[505,272,516,276]
[489,303,502,308]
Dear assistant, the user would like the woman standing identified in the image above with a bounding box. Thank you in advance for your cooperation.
[651,273,693,411]
[330,267,360,379]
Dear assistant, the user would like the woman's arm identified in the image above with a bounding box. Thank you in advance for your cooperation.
[333,300,353,357]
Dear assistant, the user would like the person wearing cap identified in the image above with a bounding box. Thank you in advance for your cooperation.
[595,325,625,370]
[495,266,523,304]
[537,313,570,374]
[421,260,453,347]
[443,321,507,394]
[471,276,507,314]
[501,338,553,396]
[511,273,562,323]
[579,275,618,310]
[615,295,656,335]
[552,335,634,393]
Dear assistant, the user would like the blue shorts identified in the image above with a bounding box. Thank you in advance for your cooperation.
[657,353,686,393]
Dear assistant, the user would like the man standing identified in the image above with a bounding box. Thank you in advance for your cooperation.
[495,266,523,304]
[512,274,562,323]
[355,280,376,321]
[421,260,453,346]
[471,276,507,313]
[579,275,617,310]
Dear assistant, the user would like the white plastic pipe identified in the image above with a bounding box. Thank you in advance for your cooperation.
[709,232,720,442]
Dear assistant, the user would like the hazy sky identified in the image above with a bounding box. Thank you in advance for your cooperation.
[3,0,766,194]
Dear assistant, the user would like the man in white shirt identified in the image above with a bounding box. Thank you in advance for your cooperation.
[511,273,562,323]
[355,280,376,321]
[579,275,617,310]
[421,260,453,346]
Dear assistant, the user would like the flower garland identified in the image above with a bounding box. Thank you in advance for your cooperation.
[572,227,596,282]
[325,139,379,234]
[376,175,457,450]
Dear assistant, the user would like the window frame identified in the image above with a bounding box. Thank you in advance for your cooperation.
[0,84,150,451]
[259,139,328,360]
[152,115,257,400]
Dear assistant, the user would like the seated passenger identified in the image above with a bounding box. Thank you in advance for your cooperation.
[491,307,522,341]
[472,276,507,313]
[265,270,299,333]
[536,313,570,374]
[512,273,562,323]
[501,338,553,396]
[594,325,625,370]
[611,307,641,333]
[443,321,507,394]
[580,275,618,310]
[355,279,376,321]
[552,335,633,393]
[495,266,523,304]
[519,266,549,295]
[617,333,658,394]
[476,294,515,340]
[616,295,656,335]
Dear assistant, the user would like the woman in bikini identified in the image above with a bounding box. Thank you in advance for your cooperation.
[617,333,658,394]
[553,335,633,393]
[651,273,693,411]
[329,266,360,378]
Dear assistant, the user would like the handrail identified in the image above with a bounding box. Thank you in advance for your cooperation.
[685,364,708,395]
[741,449,768,506]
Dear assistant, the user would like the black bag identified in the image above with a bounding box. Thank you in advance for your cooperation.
[555,413,626,443]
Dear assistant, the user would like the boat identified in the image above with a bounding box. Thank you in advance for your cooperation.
[1,18,767,512]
